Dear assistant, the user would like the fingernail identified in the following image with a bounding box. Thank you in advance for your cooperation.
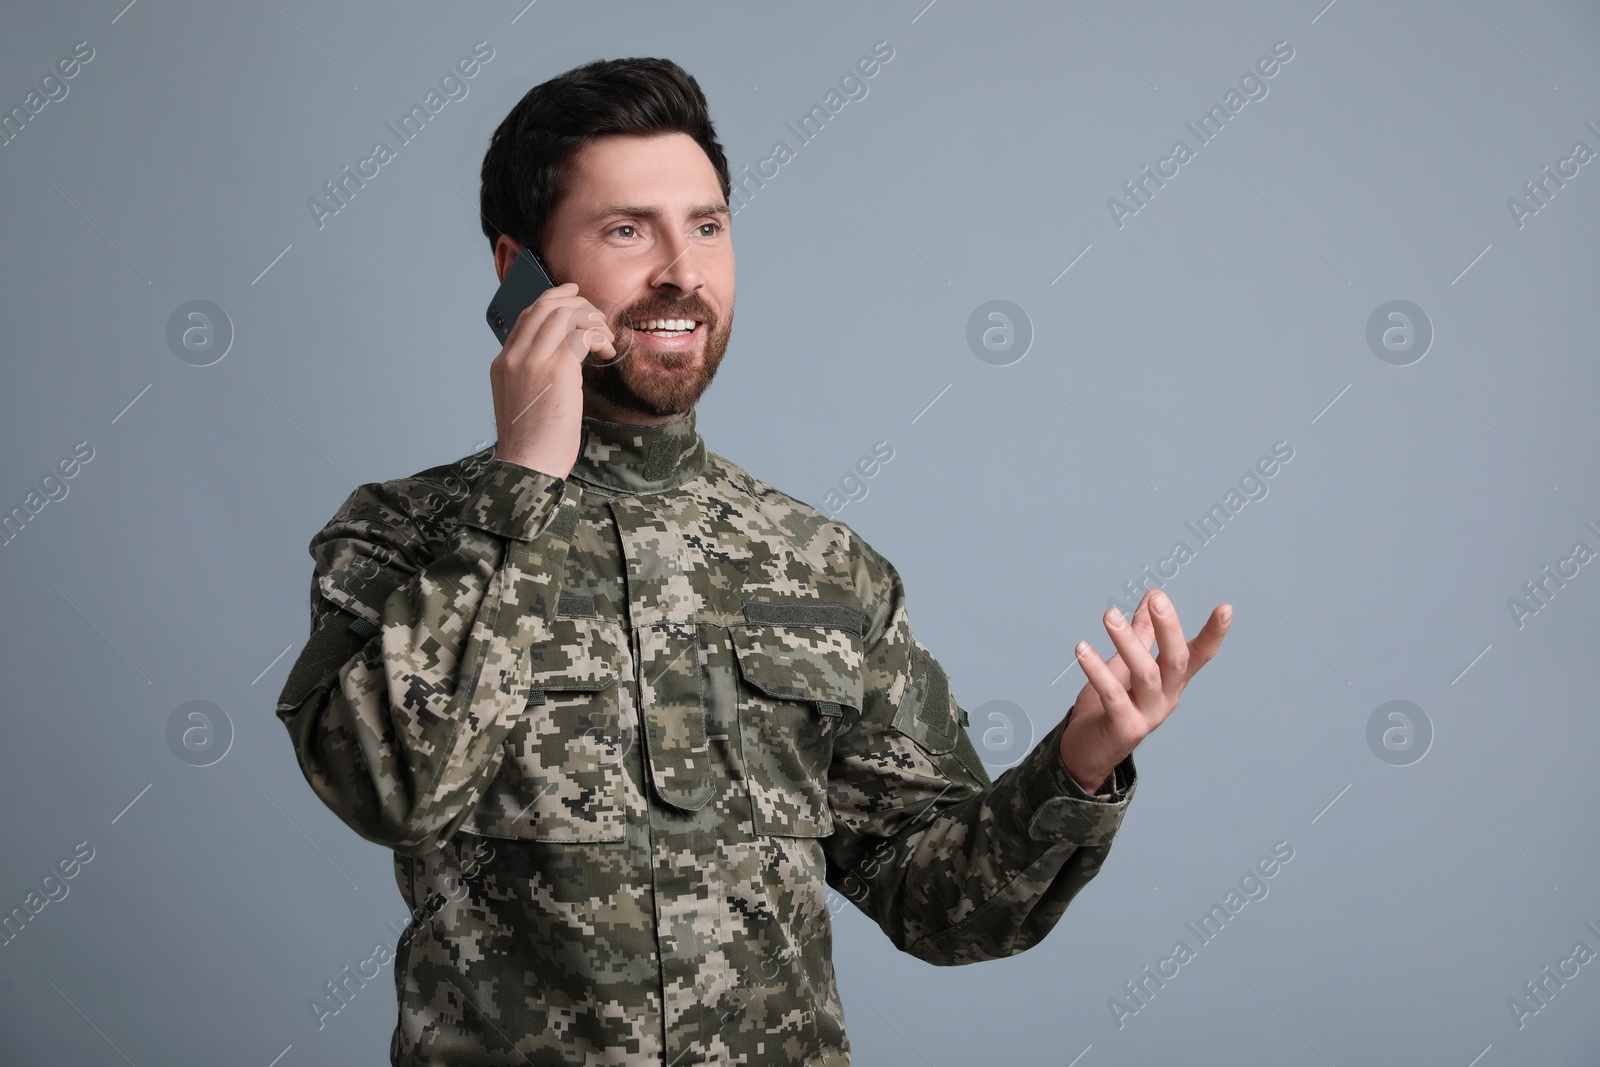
[1106,611,1123,629]
[1076,641,1090,656]
[1152,592,1170,616]
[1221,605,1233,624]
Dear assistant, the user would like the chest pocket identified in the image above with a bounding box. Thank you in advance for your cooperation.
[463,603,629,843]
[731,604,867,838]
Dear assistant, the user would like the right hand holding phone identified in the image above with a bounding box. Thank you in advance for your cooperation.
[489,282,617,480]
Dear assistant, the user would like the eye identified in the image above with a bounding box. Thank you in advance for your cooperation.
[609,224,637,239]
[696,222,721,237]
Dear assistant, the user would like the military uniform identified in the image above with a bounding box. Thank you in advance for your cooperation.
[275,408,1136,1065]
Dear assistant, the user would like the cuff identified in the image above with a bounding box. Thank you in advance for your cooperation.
[457,459,581,541]
[1017,712,1137,846]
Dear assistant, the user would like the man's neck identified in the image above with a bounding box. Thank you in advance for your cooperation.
[582,388,688,427]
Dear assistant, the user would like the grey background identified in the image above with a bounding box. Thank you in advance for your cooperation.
[2,0,1596,1064]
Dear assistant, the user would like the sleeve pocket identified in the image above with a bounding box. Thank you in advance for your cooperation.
[889,640,959,755]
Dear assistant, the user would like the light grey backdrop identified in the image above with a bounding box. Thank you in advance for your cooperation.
[2,1,1597,1064]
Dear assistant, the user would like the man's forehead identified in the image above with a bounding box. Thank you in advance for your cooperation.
[565,133,726,218]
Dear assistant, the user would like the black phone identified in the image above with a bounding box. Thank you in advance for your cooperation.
[486,248,557,345]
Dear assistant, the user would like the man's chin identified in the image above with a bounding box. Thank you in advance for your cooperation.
[583,319,730,419]
[583,362,706,419]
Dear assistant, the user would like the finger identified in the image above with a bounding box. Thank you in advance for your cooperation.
[563,295,617,358]
[1181,604,1234,685]
[1147,590,1191,705]
[519,284,584,321]
[503,300,574,362]
[1126,593,1157,656]
[557,310,616,360]
[1100,593,1155,689]
[1102,606,1162,713]
[520,304,589,364]
[504,293,596,353]
[1074,640,1138,725]
[581,309,618,358]
[585,327,619,361]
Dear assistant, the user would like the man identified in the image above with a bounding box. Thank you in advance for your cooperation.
[275,56,1232,1066]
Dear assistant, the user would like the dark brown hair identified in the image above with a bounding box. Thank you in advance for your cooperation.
[478,57,731,260]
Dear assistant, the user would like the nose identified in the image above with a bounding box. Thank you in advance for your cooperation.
[648,231,705,296]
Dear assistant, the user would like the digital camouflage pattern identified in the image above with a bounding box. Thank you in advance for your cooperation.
[276,407,1137,1065]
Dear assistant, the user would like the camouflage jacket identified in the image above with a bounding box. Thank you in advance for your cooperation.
[275,407,1137,1065]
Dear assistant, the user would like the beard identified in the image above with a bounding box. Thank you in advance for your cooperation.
[581,292,732,419]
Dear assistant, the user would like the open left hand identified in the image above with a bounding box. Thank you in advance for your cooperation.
[1059,589,1232,793]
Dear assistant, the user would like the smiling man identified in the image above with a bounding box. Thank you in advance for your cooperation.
[275,56,1231,1066]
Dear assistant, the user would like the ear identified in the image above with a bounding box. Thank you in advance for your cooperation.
[493,234,523,283]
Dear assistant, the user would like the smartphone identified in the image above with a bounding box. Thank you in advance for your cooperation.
[486,248,557,346]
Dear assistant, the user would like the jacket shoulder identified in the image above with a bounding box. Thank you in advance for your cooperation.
[312,446,496,561]
[703,449,897,610]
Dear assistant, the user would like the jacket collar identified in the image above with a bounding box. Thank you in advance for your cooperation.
[569,407,706,495]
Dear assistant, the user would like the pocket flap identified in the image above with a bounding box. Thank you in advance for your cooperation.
[470,615,629,843]
[729,624,863,713]
[524,618,620,701]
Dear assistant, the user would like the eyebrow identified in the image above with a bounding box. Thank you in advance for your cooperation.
[591,202,730,223]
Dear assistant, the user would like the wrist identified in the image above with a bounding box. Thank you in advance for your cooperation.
[1063,758,1110,795]
[1059,728,1112,795]
[493,446,572,481]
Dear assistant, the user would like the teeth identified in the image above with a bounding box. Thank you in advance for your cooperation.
[637,318,697,332]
